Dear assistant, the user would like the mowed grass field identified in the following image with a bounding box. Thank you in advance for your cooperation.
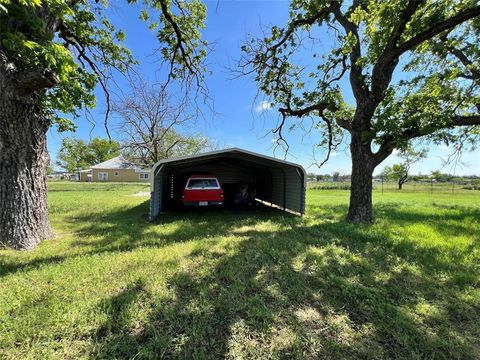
[1,182,479,359]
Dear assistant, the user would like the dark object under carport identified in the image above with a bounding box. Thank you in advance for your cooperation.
[149,148,306,220]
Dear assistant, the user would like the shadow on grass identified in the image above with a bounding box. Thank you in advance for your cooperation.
[0,201,150,277]
[2,199,479,358]
[70,201,300,251]
[77,203,479,359]
[0,201,297,277]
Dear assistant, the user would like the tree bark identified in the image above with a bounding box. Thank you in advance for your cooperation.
[347,133,376,223]
[0,59,53,250]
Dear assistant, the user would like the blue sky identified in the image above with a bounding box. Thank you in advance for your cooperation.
[48,0,479,175]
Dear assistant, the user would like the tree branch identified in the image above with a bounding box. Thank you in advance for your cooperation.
[278,103,328,118]
[158,0,196,79]
[370,4,480,105]
[377,114,480,161]
[312,113,342,168]
[452,115,480,126]
[396,5,480,55]
[385,0,425,51]
[59,23,114,139]
[14,68,59,91]
[267,2,337,56]
[372,141,394,166]
[371,0,424,101]
[440,34,480,83]
[331,2,367,102]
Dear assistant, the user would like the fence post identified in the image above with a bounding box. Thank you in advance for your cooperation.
[431,179,433,194]
[381,176,384,195]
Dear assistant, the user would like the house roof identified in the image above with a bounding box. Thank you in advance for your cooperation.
[91,156,141,170]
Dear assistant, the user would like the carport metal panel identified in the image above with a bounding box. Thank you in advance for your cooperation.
[149,148,306,220]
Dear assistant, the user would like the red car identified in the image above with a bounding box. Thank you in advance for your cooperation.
[182,175,224,206]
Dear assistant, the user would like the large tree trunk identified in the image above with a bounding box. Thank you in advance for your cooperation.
[0,100,52,250]
[347,134,376,223]
[0,56,53,250]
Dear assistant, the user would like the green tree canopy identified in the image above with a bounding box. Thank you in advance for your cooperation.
[240,0,480,222]
[88,137,121,164]
[1,0,208,249]
[0,0,208,131]
[56,138,90,173]
[431,170,454,182]
[382,146,427,189]
[56,136,120,172]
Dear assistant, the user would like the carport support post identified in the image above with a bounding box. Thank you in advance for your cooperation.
[270,172,274,208]
[296,168,306,216]
[150,164,164,221]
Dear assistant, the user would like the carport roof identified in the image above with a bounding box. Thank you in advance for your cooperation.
[150,147,307,220]
[152,148,306,172]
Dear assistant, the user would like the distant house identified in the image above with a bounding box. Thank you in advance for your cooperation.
[78,169,92,182]
[79,156,150,182]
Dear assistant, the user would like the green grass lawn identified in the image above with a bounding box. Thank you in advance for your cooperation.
[1,182,479,359]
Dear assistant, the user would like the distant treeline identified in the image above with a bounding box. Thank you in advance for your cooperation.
[307,171,480,184]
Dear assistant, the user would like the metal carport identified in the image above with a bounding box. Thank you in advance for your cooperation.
[149,148,306,220]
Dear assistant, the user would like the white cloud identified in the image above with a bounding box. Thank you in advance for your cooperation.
[255,100,272,112]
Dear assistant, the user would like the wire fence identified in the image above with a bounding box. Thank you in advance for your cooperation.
[47,180,150,192]
[308,180,480,194]
[47,179,479,195]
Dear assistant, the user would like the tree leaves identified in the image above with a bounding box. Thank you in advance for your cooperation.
[1,0,208,131]
[56,136,120,172]
[240,0,479,162]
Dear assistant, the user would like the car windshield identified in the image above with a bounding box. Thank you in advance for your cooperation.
[187,178,219,189]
